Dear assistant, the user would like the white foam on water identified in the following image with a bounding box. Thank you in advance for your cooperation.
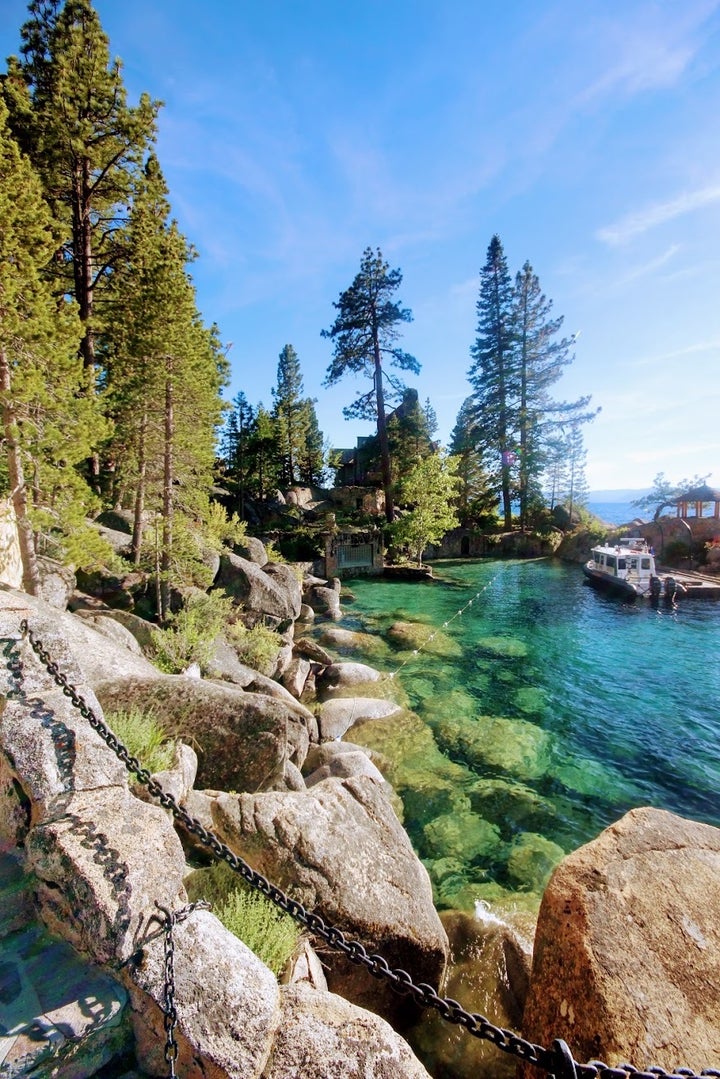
[473,899,507,928]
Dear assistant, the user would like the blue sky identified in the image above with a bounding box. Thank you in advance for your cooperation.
[2,0,719,490]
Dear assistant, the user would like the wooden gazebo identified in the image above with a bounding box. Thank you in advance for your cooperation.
[675,484,720,519]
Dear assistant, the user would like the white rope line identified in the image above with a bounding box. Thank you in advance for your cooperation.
[384,571,501,681]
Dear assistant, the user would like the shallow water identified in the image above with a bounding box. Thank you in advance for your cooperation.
[331,558,720,913]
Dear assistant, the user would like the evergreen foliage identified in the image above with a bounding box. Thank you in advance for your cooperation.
[467,236,597,530]
[104,707,176,775]
[322,247,419,521]
[448,397,499,527]
[103,154,227,609]
[632,472,712,521]
[386,388,435,483]
[4,0,159,375]
[186,861,301,977]
[272,344,308,487]
[0,97,109,588]
[468,235,516,529]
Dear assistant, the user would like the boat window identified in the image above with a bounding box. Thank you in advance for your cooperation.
[606,555,616,569]
[641,558,651,570]
[617,558,626,569]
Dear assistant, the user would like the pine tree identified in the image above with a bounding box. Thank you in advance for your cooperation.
[423,397,438,438]
[103,154,226,609]
[386,388,434,483]
[468,235,517,529]
[322,247,419,521]
[251,405,281,512]
[562,421,590,522]
[449,396,498,526]
[221,391,256,519]
[4,0,159,376]
[271,344,308,487]
[0,97,101,590]
[513,261,574,529]
[298,398,325,486]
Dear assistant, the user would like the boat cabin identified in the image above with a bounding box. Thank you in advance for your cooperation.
[588,540,655,584]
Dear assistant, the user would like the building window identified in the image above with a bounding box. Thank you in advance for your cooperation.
[337,543,373,568]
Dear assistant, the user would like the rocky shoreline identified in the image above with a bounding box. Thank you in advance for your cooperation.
[1,541,720,1078]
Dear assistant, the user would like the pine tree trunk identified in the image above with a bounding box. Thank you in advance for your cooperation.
[160,367,174,622]
[131,408,148,564]
[0,348,41,596]
[373,335,394,522]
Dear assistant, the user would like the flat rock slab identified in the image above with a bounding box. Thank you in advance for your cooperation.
[0,923,128,1077]
[521,807,720,1075]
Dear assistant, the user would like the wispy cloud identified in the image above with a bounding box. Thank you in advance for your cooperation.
[597,185,720,245]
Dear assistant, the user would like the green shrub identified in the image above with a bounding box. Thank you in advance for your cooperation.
[152,591,235,673]
[152,589,282,677]
[227,621,281,676]
[186,862,301,975]
[105,708,176,774]
[204,500,247,552]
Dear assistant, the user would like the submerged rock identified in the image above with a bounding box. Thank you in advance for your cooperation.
[386,621,462,658]
[433,713,552,781]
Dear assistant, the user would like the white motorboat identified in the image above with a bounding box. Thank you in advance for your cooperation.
[583,537,685,602]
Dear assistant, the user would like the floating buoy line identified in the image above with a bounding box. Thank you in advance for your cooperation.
[384,570,501,681]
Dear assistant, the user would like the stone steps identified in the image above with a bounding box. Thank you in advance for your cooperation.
[0,851,136,1078]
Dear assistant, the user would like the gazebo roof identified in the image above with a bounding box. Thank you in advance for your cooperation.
[675,484,720,503]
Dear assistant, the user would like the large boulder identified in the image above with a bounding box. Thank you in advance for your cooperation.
[27,787,187,965]
[37,556,76,610]
[521,807,720,1075]
[217,553,301,628]
[128,906,281,1078]
[316,661,384,700]
[72,608,144,654]
[95,675,311,790]
[412,908,531,1079]
[234,536,268,565]
[267,982,432,1079]
[211,776,449,1028]
[304,583,342,620]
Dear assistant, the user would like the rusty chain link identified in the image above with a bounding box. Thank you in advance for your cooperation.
[153,901,211,1076]
[15,621,720,1079]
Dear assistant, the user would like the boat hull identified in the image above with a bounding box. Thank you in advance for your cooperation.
[582,564,639,599]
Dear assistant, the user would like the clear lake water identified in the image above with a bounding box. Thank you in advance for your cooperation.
[324,558,720,917]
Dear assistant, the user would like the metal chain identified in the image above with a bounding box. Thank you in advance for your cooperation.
[15,621,720,1079]
[154,901,211,1077]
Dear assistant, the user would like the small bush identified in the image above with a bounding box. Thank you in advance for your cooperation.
[205,501,247,552]
[152,591,235,673]
[227,621,281,677]
[186,861,301,976]
[105,708,176,774]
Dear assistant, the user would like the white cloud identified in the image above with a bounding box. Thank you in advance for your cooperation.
[597,185,720,246]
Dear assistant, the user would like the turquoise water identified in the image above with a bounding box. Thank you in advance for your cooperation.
[330,559,720,913]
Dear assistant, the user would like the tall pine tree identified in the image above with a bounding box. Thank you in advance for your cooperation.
[103,154,226,610]
[0,97,101,590]
[322,247,419,522]
[272,344,308,487]
[4,0,159,376]
[468,235,517,529]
